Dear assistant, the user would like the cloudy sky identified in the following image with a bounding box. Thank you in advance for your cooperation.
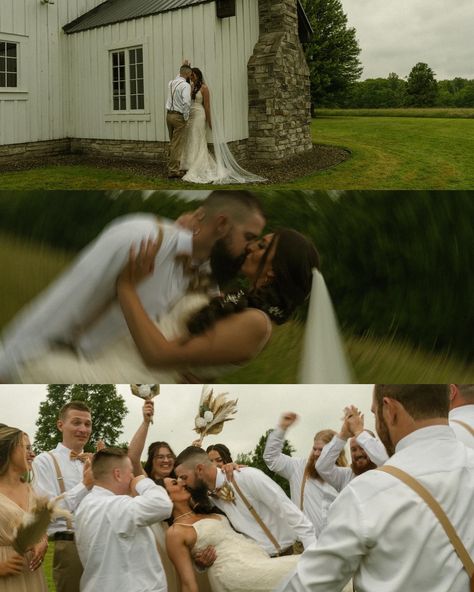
[340,0,473,80]
[0,384,375,459]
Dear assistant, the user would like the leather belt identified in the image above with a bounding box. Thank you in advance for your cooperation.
[53,531,75,541]
[167,109,183,115]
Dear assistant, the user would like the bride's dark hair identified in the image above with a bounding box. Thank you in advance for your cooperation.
[187,228,320,333]
[191,67,204,100]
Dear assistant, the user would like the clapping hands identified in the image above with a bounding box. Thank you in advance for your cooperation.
[340,405,365,440]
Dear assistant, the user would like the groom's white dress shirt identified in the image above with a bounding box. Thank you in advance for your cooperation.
[315,432,388,492]
[449,405,474,448]
[279,426,474,592]
[166,75,191,120]
[75,479,172,592]
[212,467,316,556]
[33,442,90,535]
[0,214,194,380]
[263,427,338,536]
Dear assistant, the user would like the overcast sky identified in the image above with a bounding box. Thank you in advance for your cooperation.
[0,384,375,459]
[341,0,473,80]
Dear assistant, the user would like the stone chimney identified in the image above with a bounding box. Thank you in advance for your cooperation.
[247,0,312,162]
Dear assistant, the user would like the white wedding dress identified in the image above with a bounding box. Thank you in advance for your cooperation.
[18,293,271,383]
[190,516,299,592]
[181,90,265,185]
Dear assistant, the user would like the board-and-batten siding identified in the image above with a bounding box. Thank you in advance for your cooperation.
[66,0,259,143]
[0,0,105,145]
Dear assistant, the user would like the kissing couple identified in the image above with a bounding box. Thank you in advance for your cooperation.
[166,62,265,184]
[0,191,335,384]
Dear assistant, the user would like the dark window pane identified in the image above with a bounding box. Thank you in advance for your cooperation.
[130,80,136,94]
[129,64,136,80]
[0,43,6,58]
[137,79,144,95]
[7,57,16,73]
[6,73,16,87]
[112,52,118,66]
[0,72,5,87]
[6,43,16,57]
[137,63,143,79]
[120,96,126,109]
[113,96,119,110]
[129,49,136,66]
[136,47,143,62]
[119,81,126,94]
[131,95,136,110]
[0,57,6,74]
[118,52,125,66]
[137,95,144,109]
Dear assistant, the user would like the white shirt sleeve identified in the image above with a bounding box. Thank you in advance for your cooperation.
[356,431,389,466]
[32,453,88,513]
[263,427,295,480]
[278,486,365,591]
[115,479,173,534]
[182,83,192,121]
[241,470,316,549]
[315,436,353,492]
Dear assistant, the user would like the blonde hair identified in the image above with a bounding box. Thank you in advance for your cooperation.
[306,429,347,480]
[0,426,24,476]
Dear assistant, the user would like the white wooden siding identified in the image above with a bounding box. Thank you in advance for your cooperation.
[67,0,259,143]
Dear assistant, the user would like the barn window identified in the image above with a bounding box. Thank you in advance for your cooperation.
[0,41,18,88]
[111,46,144,111]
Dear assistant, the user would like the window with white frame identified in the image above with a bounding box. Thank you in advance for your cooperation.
[111,46,144,111]
[0,41,18,88]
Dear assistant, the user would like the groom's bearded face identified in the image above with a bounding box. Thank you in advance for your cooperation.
[185,476,210,498]
[210,238,247,286]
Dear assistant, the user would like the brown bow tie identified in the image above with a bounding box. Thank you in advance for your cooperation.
[70,451,89,463]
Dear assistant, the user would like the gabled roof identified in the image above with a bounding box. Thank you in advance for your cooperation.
[63,0,213,34]
[63,0,314,42]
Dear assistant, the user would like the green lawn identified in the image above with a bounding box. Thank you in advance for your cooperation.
[44,545,55,591]
[0,111,473,189]
[3,234,472,383]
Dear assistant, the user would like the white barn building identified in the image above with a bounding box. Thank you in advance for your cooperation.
[0,0,312,164]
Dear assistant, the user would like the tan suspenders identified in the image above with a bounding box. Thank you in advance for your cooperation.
[230,477,282,555]
[48,451,73,530]
[451,419,474,438]
[378,465,474,591]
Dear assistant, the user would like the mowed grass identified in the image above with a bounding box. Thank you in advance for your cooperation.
[3,234,473,383]
[44,545,55,591]
[0,110,473,189]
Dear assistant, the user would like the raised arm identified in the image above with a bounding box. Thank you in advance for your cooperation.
[128,400,154,477]
[344,405,389,466]
[315,432,353,493]
[116,240,270,367]
[166,526,199,592]
[263,412,299,479]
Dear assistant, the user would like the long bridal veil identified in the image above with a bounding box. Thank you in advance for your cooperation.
[299,269,353,383]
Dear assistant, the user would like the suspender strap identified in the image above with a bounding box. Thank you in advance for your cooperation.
[170,80,185,111]
[451,419,474,437]
[230,477,282,555]
[299,470,308,511]
[378,466,474,589]
[47,452,73,530]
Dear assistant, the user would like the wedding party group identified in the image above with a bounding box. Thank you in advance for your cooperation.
[0,384,473,592]
[165,63,265,184]
[0,191,350,385]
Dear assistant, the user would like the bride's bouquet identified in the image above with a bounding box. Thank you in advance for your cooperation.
[130,384,160,423]
[193,385,238,446]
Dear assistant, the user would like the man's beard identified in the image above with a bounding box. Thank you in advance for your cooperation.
[185,477,209,498]
[376,407,396,457]
[210,238,247,287]
[351,456,377,476]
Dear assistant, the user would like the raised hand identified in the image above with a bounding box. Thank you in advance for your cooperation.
[344,405,364,437]
[279,411,298,431]
[82,457,94,490]
[143,399,154,424]
[117,238,161,289]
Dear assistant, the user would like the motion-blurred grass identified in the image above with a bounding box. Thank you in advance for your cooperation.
[3,233,472,383]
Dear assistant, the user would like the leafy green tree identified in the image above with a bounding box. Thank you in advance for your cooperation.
[406,62,438,106]
[236,430,296,497]
[34,385,128,453]
[301,0,363,108]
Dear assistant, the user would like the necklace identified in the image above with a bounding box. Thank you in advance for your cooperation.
[174,510,195,521]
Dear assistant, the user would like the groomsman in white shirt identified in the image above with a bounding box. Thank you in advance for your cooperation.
[279,384,474,592]
[315,404,388,491]
[174,446,316,557]
[75,447,173,592]
[33,400,94,592]
[166,63,192,178]
[0,190,265,380]
[449,383,474,448]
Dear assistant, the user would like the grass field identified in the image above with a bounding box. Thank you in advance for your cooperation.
[0,110,473,189]
[2,234,472,383]
[44,545,55,591]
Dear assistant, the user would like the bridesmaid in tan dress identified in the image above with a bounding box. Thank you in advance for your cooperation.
[0,426,48,592]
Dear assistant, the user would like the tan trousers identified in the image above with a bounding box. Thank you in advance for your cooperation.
[166,111,187,175]
[53,540,83,592]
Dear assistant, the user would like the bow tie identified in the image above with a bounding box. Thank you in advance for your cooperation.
[210,483,235,503]
[70,451,89,463]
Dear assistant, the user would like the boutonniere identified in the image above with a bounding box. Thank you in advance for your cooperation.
[217,482,236,504]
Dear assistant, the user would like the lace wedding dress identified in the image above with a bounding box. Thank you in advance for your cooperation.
[181,90,265,185]
[18,293,271,383]
[190,516,299,592]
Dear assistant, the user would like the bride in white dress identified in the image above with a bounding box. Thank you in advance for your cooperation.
[18,229,321,383]
[181,68,265,185]
[163,477,299,592]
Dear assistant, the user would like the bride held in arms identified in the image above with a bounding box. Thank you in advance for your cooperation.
[163,477,298,592]
[18,229,320,383]
[181,66,265,185]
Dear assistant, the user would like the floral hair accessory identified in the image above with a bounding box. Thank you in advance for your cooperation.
[193,385,238,445]
[268,306,284,319]
[222,290,245,306]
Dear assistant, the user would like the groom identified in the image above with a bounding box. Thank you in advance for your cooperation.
[174,446,316,557]
[166,63,192,178]
[0,191,265,380]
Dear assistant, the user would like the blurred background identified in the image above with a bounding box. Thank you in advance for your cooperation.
[1,190,472,382]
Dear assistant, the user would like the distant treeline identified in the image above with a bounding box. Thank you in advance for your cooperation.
[338,75,474,109]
